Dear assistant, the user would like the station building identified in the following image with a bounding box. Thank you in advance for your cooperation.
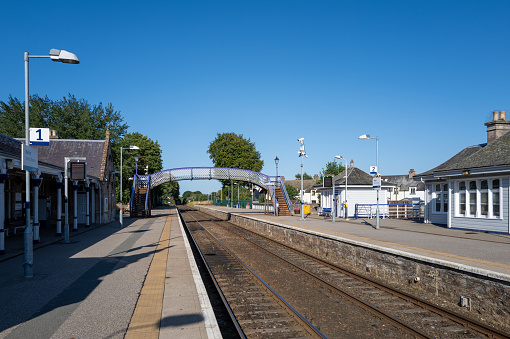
[417,111,510,234]
[0,129,116,254]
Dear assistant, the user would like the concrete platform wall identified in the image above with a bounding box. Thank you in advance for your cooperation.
[196,206,510,332]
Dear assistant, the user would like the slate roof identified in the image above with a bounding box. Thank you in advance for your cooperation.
[17,138,106,178]
[0,134,22,157]
[382,175,425,190]
[284,179,317,193]
[417,129,510,177]
[315,167,392,189]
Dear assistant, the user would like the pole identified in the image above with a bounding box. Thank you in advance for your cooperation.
[332,174,335,222]
[300,156,305,220]
[23,52,33,278]
[64,159,70,243]
[345,161,348,219]
[120,147,123,227]
[376,137,380,229]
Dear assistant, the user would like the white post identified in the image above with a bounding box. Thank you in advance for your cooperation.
[332,175,335,222]
[120,147,123,227]
[24,51,34,278]
[32,172,42,243]
[56,175,63,237]
[376,136,380,229]
[91,182,95,224]
[85,179,90,227]
[0,168,7,255]
[73,180,78,231]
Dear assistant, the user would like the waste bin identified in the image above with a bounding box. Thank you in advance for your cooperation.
[303,204,311,215]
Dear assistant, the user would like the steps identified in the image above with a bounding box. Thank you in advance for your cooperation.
[274,187,291,216]
[131,188,147,217]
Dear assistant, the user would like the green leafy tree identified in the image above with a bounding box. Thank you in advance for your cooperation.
[0,94,128,144]
[207,132,263,188]
[295,172,313,180]
[285,184,299,200]
[318,161,345,184]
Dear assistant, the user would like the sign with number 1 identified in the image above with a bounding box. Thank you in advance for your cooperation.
[29,128,50,146]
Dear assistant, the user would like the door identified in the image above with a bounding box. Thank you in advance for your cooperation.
[77,194,87,224]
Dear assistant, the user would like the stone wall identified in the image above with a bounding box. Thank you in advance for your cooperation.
[195,206,510,332]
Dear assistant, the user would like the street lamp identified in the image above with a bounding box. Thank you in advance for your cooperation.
[274,156,279,187]
[359,134,380,229]
[297,138,308,221]
[120,145,139,227]
[23,49,79,278]
[134,154,139,175]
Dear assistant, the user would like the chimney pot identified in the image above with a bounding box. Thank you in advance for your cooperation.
[501,111,506,120]
[493,110,499,121]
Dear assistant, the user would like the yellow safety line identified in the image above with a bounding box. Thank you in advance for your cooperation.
[241,215,510,271]
[125,212,173,339]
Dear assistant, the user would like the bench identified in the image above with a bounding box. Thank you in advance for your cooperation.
[319,208,332,217]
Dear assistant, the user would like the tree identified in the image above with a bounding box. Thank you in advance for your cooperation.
[318,161,345,184]
[295,172,313,180]
[285,184,299,200]
[207,132,263,187]
[0,94,128,144]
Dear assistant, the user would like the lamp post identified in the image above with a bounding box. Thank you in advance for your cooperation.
[274,156,279,187]
[23,49,79,278]
[120,145,139,227]
[297,138,308,221]
[359,134,380,229]
[332,156,343,222]
[134,154,139,175]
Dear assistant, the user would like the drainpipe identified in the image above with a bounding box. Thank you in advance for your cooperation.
[99,184,102,224]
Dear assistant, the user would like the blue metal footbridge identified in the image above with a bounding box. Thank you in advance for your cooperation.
[130,167,293,217]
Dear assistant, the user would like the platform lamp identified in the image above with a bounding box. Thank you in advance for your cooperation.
[359,134,380,229]
[23,49,79,278]
[297,138,308,220]
[120,145,139,227]
[274,156,279,187]
[134,154,139,175]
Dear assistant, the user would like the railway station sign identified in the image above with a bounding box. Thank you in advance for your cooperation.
[372,177,381,191]
[22,144,38,172]
[370,166,378,175]
[30,128,50,146]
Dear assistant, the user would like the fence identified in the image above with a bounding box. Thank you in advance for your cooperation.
[213,200,253,209]
[355,203,423,220]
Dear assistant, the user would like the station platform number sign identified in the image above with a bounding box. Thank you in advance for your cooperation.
[30,128,50,146]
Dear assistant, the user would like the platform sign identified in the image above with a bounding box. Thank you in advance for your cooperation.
[372,177,381,191]
[22,144,38,172]
[30,128,50,146]
[369,166,378,175]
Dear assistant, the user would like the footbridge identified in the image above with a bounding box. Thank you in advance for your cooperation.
[130,167,293,217]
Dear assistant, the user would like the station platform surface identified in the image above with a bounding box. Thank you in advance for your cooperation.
[0,206,219,339]
[203,205,510,278]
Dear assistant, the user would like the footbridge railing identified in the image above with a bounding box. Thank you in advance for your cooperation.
[132,167,292,217]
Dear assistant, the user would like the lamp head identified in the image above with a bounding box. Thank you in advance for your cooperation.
[50,49,80,64]
[297,137,304,144]
[134,154,139,162]
[274,156,279,165]
[358,134,370,139]
[129,145,140,150]
[335,155,343,160]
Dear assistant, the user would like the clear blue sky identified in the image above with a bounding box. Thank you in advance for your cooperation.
[1,1,509,195]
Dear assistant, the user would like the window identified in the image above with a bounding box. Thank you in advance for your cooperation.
[433,183,448,214]
[410,187,416,195]
[456,179,501,218]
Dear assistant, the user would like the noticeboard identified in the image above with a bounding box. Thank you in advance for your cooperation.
[324,176,332,187]
[70,162,87,181]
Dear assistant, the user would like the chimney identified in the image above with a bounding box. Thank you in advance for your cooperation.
[485,110,510,143]
[49,129,59,139]
[313,174,319,181]
[409,169,415,178]
[350,159,354,168]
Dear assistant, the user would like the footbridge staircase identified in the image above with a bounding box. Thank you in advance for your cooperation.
[130,167,293,218]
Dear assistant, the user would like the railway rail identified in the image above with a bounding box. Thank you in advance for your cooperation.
[179,206,510,338]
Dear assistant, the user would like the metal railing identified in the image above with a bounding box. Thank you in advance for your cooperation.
[132,167,293,216]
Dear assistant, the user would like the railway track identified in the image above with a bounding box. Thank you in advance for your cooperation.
[179,207,510,338]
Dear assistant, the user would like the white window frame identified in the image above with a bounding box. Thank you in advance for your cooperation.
[432,183,448,214]
[454,178,502,219]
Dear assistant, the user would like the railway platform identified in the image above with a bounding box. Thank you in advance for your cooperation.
[0,206,220,339]
[205,205,510,278]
